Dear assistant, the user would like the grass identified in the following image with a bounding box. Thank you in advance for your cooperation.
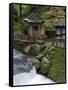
[47,47,66,83]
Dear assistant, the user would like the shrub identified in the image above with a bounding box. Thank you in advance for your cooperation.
[46,30,55,39]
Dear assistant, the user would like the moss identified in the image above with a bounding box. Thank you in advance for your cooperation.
[40,57,50,75]
[47,47,66,83]
[28,44,40,56]
[40,46,65,83]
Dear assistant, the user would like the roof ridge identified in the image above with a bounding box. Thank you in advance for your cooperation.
[25,11,44,21]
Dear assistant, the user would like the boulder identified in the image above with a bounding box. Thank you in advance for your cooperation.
[40,57,50,75]
[31,58,40,70]
[41,57,50,64]
[47,46,55,54]
[24,45,31,53]
[28,44,40,56]
[24,44,40,56]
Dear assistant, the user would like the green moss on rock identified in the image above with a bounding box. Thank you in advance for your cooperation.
[28,44,40,56]
[32,58,40,70]
[40,57,50,75]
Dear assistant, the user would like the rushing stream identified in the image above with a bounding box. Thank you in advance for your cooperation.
[13,49,55,86]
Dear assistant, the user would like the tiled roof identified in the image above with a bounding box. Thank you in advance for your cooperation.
[24,11,45,23]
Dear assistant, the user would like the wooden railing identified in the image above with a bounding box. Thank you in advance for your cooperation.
[14,34,33,41]
[14,34,65,48]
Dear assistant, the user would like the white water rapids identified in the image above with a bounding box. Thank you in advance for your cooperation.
[13,49,55,86]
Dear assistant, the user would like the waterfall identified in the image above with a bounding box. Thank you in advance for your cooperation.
[13,49,35,75]
[13,49,55,86]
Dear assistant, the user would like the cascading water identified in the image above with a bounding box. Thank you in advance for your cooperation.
[13,49,55,86]
[13,49,37,85]
[13,49,34,75]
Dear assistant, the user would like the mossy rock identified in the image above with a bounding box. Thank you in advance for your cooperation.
[28,44,40,56]
[24,45,31,53]
[47,46,55,54]
[42,46,55,53]
[40,57,50,75]
[32,58,40,70]
[40,63,49,75]
[41,46,55,60]
[41,57,50,64]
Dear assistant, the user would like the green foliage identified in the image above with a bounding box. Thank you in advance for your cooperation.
[45,30,55,38]
[13,4,65,33]
[47,47,65,83]
[13,22,22,32]
[41,46,65,82]
[13,42,26,52]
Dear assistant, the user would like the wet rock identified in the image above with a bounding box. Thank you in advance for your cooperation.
[31,58,40,70]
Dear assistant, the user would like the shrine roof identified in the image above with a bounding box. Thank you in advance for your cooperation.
[24,11,45,23]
